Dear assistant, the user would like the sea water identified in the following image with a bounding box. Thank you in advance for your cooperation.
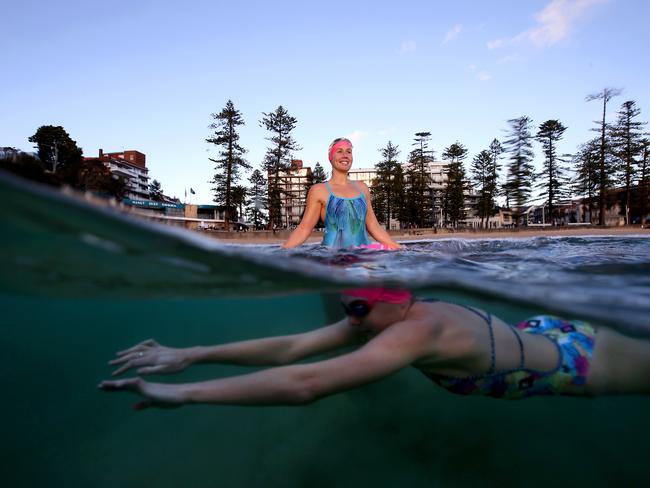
[1,171,649,487]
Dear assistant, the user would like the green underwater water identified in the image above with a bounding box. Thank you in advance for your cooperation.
[1,172,650,487]
[2,291,649,488]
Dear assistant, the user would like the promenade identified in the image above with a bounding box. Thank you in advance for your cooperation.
[202,225,649,245]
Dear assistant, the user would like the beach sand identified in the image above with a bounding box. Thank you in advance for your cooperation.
[206,225,649,245]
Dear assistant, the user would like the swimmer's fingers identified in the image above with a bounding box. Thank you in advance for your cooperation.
[109,354,131,366]
[137,365,168,375]
[109,351,147,366]
[116,339,159,356]
[99,378,155,410]
[99,378,185,410]
[98,377,143,392]
[111,356,151,376]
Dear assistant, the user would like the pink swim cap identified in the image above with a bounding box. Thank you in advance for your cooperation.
[341,287,413,305]
[328,137,353,162]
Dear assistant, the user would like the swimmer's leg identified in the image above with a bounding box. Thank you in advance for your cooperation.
[587,327,650,395]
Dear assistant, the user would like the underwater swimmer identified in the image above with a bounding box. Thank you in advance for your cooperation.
[99,288,650,408]
[281,138,400,250]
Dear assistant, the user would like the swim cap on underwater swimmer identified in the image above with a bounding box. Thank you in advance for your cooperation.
[341,287,413,305]
[328,138,353,162]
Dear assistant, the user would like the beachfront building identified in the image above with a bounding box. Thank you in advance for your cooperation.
[350,160,485,228]
[121,199,249,231]
[347,166,377,187]
[84,149,150,200]
[348,166,403,229]
[270,159,313,228]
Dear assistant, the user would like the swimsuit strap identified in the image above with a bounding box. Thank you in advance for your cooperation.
[420,299,498,374]
[510,326,525,369]
[432,300,497,375]
[350,180,362,193]
[453,306,497,376]
[324,180,363,198]
[485,311,496,375]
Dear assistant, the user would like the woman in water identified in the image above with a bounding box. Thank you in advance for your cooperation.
[281,138,400,249]
[100,288,650,408]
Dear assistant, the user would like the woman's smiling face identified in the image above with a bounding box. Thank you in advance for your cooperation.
[330,144,353,172]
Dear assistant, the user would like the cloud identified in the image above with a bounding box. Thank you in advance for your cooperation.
[442,24,462,45]
[497,55,520,64]
[487,39,506,50]
[345,130,367,143]
[467,64,491,81]
[398,40,417,53]
[487,0,608,49]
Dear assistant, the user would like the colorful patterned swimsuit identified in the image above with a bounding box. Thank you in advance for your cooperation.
[321,181,371,248]
[418,304,596,400]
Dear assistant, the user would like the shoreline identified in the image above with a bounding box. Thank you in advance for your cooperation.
[203,225,649,245]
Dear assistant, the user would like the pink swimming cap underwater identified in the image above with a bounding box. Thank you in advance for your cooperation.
[328,138,353,162]
[341,287,413,304]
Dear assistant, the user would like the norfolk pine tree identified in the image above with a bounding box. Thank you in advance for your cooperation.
[639,139,650,226]
[586,87,622,225]
[406,132,434,227]
[471,149,497,228]
[488,138,506,214]
[301,162,328,226]
[572,139,600,223]
[504,116,536,225]
[536,120,570,222]
[148,179,164,201]
[231,185,248,225]
[442,142,469,227]
[303,162,327,216]
[312,162,328,183]
[207,100,251,230]
[489,138,504,191]
[373,141,404,227]
[260,106,301,230]
[609,100,647,224]
[247,169,268,230]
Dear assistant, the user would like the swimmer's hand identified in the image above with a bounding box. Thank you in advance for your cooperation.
[109,339,193,376]
[98,377,186,410]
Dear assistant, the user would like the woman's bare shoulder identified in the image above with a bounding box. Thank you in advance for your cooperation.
[356,180,370,191]
[308,182,329,198]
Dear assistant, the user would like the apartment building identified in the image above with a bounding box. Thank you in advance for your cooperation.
[349,160,453,227]
[85,149,149,200]
[270,159,313,228]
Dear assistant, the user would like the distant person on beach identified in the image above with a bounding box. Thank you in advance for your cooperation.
[99,288,650,409]
[281,137,400,250]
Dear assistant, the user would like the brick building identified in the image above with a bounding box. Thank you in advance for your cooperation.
[85,149,149,200]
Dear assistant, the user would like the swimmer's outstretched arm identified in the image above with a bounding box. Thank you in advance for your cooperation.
[281,185,324,248]
[99,319,431,409]
[108,318,358,376]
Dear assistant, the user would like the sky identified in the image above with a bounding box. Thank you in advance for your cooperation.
[2,0,649,204]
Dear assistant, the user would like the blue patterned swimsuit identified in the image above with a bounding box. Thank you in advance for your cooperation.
[321,181,371,248]
[418,304,596,400]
